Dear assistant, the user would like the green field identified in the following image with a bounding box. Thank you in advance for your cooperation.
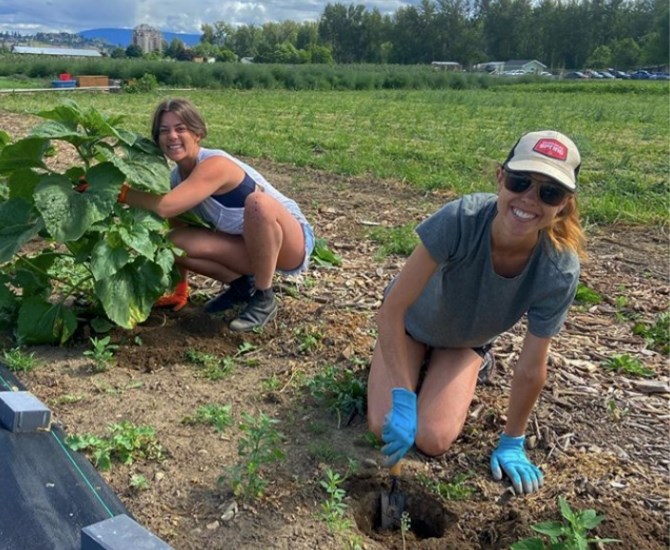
[1,83,668,224]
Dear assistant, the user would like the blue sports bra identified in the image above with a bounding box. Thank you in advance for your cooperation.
[211,172,256,208]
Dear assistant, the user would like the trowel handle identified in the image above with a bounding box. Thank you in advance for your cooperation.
[389,462,402,477]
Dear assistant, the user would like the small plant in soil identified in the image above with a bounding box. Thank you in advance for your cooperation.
[369,223,418,257]
[66,420,164,471]
[573,283,602,307]
[130,473,149,491]
[184,348,235,381]
[83,335,118,372]
[416,471,475,501]
[318,468,351,533]
[296,327,322,354]
[633,312,669,354]
[183,404,233,433]
[220,412,284,500]
[310,237,343,267]
[511,496,620,549]
[307,364,367,427]
[602,354,655,378]
[400,511,411,550]
[2,347,39,372]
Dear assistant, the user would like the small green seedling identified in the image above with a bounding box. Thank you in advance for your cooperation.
[311,238,343,267]
[416,471,475,501]
[296,328,322,354]
[2,347,39,373]
[183,404,233,433]
[400,511,411,550]
[369,223,418,258]
[130,473,149,490]
[83,336,118,372]
[602,354,655,378]
[633,312,669,354]
[66,420,163,471]
[318,468,351,533]
[307,364,367,427]
[574,283,602,307]
[511,496,620,549]
[220,412,284,500]
[185,348,234,380]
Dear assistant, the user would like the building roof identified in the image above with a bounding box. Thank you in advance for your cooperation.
[505,59,547,69]
[12,46,102,57]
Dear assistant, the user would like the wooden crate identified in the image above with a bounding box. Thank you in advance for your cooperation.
[77,75,109,88]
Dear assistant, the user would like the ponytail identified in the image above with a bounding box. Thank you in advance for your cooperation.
[545,196,587,260]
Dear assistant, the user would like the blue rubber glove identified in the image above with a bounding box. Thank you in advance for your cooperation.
[490,433,544,495]
[381,388,417,466]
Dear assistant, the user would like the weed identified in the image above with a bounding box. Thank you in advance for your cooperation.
[185,348,234,380]
[220,412,284,500]
[66,420,163,471]
[296,328,322,354]
[2,347,39,373]
[307,364,367,427]
[369,223,418,257]
[311,238,343,267]
[358,431,382,449]
[308,441,345,463]
[318,468,351,533]
[183,404,233,433]
[55,393,85,404]
[130,473,149,490]
[511,496,619,549]
[83,336,118,372]
[602,354,655,378]
[573,283,602,306]
[606,399,629,421]
[633,312,670,354]
[400,511,411,550]
[416,471,475,501]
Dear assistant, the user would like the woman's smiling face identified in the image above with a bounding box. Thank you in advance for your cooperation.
[495,166,571,239]
[157,111,201,163]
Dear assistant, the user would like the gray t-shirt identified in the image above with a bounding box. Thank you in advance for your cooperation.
[404,193,580,348]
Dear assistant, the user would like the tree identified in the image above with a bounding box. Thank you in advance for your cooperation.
[110,47,126,59]
[586,45,613,68]
[610,37,641,68]
[125,44,143,58]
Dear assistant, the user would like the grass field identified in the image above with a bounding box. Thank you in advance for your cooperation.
[1,82,668,225]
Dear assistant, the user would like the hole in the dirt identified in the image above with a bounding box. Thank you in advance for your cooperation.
[347,474,455,541]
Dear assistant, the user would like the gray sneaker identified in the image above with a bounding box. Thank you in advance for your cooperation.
[229,289,278,332]
[477,350,495,385]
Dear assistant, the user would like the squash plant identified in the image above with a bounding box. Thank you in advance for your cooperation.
[0,100,179,344]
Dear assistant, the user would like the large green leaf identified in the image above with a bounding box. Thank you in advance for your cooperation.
[30,120,91,147]
[118,224,156,260]
[34,173,118,242]
[0,130,10,148]
[16,296,78,345]
[0,138,49,173]
[8,169,41,203]
[36,100,86,128]
[95,257,167,329]
[96,146,170,193]
[90,239,131,281]
[0,198,43,264]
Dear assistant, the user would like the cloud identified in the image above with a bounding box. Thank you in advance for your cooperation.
[0,0,418,35]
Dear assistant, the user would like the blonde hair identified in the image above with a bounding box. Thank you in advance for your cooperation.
[545,195,587,260]
[151,98,207,145]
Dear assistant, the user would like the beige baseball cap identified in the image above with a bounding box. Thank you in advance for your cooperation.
[504,130,581,191]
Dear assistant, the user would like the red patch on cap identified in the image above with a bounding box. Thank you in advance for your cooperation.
[533,139,567,161]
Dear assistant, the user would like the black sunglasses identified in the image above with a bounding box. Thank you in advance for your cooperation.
[504,171,570,206]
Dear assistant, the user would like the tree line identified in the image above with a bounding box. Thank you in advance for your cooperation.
[171,0,667,70]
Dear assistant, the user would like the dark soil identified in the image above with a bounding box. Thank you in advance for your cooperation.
[2,110,669,549]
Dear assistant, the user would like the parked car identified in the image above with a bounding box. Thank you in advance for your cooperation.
[587,70,604,79]
[629,70,652,80]
[611,70,630,79]
[650,72,670,80]
[565,71,588,79]
[599,71,616,79]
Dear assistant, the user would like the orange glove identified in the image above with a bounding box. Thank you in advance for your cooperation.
[74,179,130,203]
[154,277,189,311]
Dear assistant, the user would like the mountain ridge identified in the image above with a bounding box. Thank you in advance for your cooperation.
[78,28,201,48]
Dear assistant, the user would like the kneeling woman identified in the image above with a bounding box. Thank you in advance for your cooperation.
[121,98,314,332]
[367,130,586,495]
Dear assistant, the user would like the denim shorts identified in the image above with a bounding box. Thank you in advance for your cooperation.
[277,222,316,277]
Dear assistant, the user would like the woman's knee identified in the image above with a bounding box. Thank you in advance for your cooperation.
[244,192,274,223]
[414,425,460,457]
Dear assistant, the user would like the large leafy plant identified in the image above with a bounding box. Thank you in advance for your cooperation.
[0,100,178,344]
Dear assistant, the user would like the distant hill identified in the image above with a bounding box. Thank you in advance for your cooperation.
[78,28,201,48]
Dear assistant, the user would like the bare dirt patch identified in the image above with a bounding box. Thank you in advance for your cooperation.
[2,110,669,549]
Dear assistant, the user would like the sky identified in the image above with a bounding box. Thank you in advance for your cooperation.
[0,0,416,35]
